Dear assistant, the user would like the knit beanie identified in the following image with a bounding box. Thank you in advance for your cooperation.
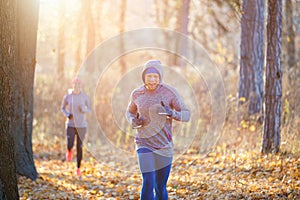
[144,67,160,75]
[142,60,163,83]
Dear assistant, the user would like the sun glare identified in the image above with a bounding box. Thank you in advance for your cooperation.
[40,0,80,7]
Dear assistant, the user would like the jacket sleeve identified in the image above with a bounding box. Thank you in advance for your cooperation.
[125,91,138,123]
[170,89,190,122]
[83,95,91,113]
[86,96,91,112]
[61,94,70,117]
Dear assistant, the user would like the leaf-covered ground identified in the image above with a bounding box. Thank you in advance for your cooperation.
[19,145,300,200]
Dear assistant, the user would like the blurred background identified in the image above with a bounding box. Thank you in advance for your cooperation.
[33,0,300,168]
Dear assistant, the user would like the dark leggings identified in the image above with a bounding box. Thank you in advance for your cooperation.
[66,127,86,168]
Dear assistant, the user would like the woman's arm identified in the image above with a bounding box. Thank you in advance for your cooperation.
[61,95,70,117]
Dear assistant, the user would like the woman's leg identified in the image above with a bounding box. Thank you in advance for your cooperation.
[75,127,86,168]
[66,127,75,151]
[137,148,156,200]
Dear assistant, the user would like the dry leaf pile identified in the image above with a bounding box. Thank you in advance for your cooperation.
[19,145,300,200]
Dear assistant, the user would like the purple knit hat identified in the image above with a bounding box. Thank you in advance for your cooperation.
[142,60,163,83]
[144,67,159,75]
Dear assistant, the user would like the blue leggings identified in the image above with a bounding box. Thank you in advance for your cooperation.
[66,127,86,168]
[137,148,172,200]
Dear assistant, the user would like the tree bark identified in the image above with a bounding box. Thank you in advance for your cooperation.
[57,0,66,80]
[82,0,96,74]
[296,1,300,70]
[119,0,127,74]
[175,0,190,67]
[85,0,95,55]
[74,1,86,74]
[0,0,20,198]
[77,0,97,74]
[14,0,39,180]
[283,0,296,71]
[238,0,265,116]
[262,0,282,154]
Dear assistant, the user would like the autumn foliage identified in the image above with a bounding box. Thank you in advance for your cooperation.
[18,141,300,199]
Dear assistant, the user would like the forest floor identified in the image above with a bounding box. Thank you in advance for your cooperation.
[18,143,300,200]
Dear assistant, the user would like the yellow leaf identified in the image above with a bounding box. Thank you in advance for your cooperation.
[90,190,97,195]
[249,125,256,132]
[239,97,246,102]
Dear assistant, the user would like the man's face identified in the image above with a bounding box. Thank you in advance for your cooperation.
[145,73,160,91]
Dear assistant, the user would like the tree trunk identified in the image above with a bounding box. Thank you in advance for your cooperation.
[175,0,190,67]
[57,0,66,80]
[14,0,39,180]
[0,0,20,198]
[238,0,265,116]
[119,0,127,74]
[262,0,282,154]
[85,0,95,55]
[296,1,300,69]
[94,1,103,43]
[74,0,95,74]
[83,0,96,74]
[74,0,84,74]
[0,52,19,197]
[283,0,296,72]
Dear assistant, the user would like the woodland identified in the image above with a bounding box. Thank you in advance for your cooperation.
[0,0,300,199]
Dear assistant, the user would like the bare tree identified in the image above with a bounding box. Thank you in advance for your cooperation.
[75,0,97,74]
[175,0,191,67]
[81,0,97,74]
[74,0,85,74]
[296,1,300,70]
[57,0,66,80]
[238,0,265,117]
[262,0,282,154]
[0,0,19,197]
[283,0,296,72]
[0,0,39,197]
[85,0,96,55]
[14,0,39,180]
[154,0,172,27]
[119,0,127,74]
[94,1,103,43]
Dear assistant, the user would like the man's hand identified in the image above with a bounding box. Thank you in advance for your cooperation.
[132,113,145,129]
[160,101,174,117]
